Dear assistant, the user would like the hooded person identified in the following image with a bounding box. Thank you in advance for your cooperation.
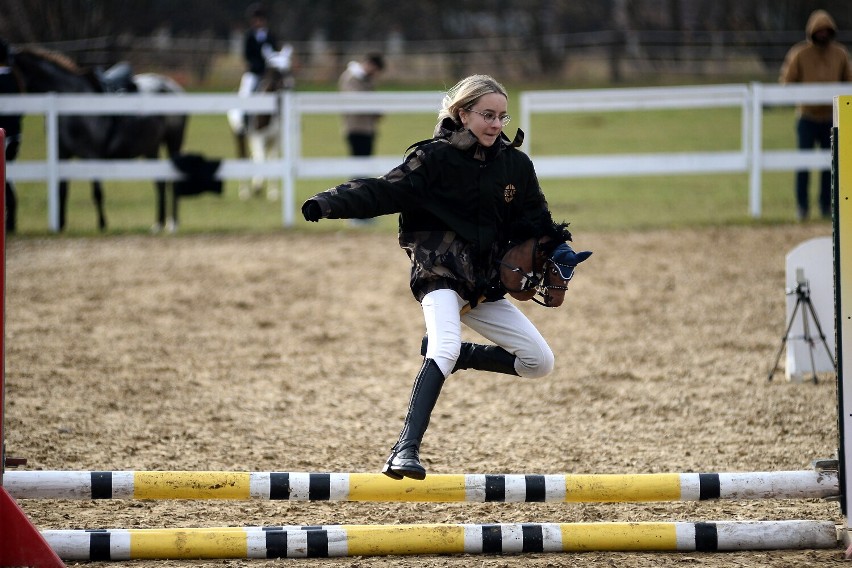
[780,9,852,220]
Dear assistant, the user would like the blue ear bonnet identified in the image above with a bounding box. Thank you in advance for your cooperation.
[550,243,592,280]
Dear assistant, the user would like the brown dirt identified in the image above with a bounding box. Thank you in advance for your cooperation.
[5,224,848,566]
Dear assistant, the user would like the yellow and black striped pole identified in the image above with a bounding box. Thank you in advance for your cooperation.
[4,469,839,502]
[42,521,839,560]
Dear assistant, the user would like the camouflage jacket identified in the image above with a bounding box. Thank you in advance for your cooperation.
[305,119,570,306]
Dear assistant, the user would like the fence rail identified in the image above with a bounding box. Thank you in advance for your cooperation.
[0,83,847,231]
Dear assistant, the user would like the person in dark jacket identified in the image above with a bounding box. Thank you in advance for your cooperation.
[243,3,277,81]
[228,3,279,137]
[302,75,590,480]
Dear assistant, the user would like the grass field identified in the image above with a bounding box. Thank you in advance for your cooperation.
[7,86,826,237]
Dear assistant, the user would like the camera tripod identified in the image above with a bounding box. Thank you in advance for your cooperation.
[767,277,836,384]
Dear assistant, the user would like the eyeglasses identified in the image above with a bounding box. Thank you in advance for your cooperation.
[465,108,511,126]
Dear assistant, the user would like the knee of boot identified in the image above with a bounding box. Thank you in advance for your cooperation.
[516,347,555,379]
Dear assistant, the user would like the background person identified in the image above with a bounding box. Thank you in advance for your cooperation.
[228,3,279,139]
[338,52,385,226]
[779,9,852,221]
[301,75,591,480]
[242,3,278,96]
[0,39,21,232]
[339,52,385,157]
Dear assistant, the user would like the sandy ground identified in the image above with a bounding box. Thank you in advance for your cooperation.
[4,223,848,566]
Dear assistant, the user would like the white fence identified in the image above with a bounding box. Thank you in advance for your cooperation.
[0,83,848,231]
[521,82,846,218]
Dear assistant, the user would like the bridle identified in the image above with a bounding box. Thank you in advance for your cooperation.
[499,238,573,307]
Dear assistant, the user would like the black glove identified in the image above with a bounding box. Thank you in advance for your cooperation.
[302,200,322,222]
[550,243,592,281]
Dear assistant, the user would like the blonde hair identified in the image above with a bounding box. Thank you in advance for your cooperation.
[435,75,508,135]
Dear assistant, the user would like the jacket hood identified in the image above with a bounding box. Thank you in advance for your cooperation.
[806,9,837,41]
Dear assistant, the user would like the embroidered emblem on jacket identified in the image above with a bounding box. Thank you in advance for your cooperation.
[504,184,516,203]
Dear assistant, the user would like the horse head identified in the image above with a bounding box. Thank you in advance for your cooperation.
[500,239,591,308]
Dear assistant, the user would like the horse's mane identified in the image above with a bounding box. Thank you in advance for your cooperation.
[17,46,105,92]
[19,46,86,75]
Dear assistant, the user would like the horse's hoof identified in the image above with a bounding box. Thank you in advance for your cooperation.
[238,185,252,201]
[150,223,163,234]
[166,220,178,233]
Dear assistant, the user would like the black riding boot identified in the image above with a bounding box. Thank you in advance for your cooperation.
[382,358,446,480]
[420,335,519,376]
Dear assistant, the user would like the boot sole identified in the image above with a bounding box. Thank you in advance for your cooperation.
[382,466,426,481]
[381,463,426,481]
[381,466,404,480]
[400,469,426,480]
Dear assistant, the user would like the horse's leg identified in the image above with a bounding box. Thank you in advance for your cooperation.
[58,180,68,231]
[5,181,16,233]
[235,131,247,159]
[93,180,107,231]
[152,180,167,233]
[265,134,280,202]
[248,131,267,198]
[164,115,187,233]
[169,182,178,233]
[235,131,252,200]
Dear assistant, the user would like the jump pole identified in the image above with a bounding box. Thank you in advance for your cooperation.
[41,521,840,560]
[0,129,66,567]
[4,469,840,502]
[835,95,852,553]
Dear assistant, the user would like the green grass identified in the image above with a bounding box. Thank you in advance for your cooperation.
[8,87,824,237]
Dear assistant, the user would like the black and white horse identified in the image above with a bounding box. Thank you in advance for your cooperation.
[228,46,294,201]
[12,47,188,232]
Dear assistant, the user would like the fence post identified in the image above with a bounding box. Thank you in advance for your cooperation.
[740,85,751,191]
[280,91,301,227]
[748,82,763,218]
[45,94,60,232]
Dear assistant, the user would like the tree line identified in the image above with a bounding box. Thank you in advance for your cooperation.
[0,0,849,84]
[2,1,848,46]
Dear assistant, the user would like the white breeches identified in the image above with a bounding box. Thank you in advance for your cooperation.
[420,288,554,379]
[227,72,261,134]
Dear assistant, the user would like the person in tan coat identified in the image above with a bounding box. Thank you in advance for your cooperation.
[339,53,385,157]
[780,9,852,220]
[338,53,385,226]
